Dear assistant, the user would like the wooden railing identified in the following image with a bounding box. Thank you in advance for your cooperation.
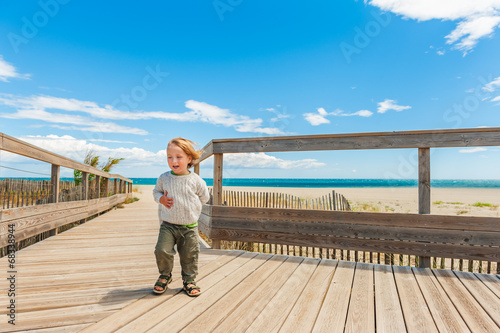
[0,133,133,249]
[195,127,500,270]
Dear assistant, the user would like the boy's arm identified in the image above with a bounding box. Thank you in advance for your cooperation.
[153,174,165,203]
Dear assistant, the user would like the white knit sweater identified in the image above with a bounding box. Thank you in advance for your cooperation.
[153,171,210,225]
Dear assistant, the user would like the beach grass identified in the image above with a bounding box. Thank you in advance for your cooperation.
[471,201,498,208]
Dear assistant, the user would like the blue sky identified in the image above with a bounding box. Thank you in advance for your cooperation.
[0,0,499,180]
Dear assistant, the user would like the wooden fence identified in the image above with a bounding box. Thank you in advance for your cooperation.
[0,132,133,254]
[1,177,122,209]
[196,127,500,273]
[210,188,351,211]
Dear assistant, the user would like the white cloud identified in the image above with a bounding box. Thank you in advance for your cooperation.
[13,135,166,166]
[261,106,291,123]
[317,107,328,116]
[491,95,500,102]
[88,139,137,144]
[303,112,330,126]
[344,110,373,117]
[303,107,373,125]
[445,14,500,52]
[368,0,500,54]
[185,100,284,135]
[0,55,30,82]
[377,99,411,114]
[483,76,500,92]
[224,153,326,169]
[0,94,285,135]
[437,50,445,55]
[459,147,487,153]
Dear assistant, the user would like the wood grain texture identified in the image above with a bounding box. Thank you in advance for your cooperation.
[412,267,471,332]
[374,264,406,333]
[209,215,500,246]
[312,260,356,333]
[245,257,320,332]
[393,266,438,333]
[278,259,338,333]
[434,269,500,332]
[212,256,304,333]
[418,148,431,215]
[455,271,500,327]
[212,154,223,206]
[418,148,431,268]
[211,128,500,153]
[209,227,500,262]
[345,263,375,333]
[181,254,284,333]
[474,273,500,298]
[210,205,500,232]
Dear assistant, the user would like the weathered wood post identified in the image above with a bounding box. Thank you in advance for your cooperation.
[49,164,60,236]
[114,179,118,195]
[418,148,431,268]
[82,172,89,201]
[104,177,109,198]
[50,164,60,204]
[96,175,101,199]
[194,163,200,175]
[212,153,223,249]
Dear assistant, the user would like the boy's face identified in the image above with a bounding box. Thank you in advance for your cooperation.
[167,144,192,175]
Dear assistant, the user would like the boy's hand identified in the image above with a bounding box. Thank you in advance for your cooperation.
[159,190,174,209]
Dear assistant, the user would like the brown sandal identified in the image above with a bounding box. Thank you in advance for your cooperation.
[183,280,201,297]
[153,274,172,294]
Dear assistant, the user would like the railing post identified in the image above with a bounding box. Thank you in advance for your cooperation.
[96,175,101,199]
[49,164,60,236]
[114,179,118,195]
[212,153,223,249]
[418,148,431,268]
[82,172,89,201]
[104,177,109,197]
[194,163,200,175]
[50,164,60,204]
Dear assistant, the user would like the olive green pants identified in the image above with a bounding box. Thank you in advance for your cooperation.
[154,222,199,282]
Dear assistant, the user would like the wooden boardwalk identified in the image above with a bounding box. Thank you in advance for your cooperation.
[1,190,499,332]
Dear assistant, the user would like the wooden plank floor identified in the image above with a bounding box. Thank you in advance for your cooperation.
[1,190,500,332]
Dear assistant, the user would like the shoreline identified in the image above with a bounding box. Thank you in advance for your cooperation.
[134,185,500,217]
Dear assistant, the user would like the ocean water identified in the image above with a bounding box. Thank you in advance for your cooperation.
[131,178,500,188]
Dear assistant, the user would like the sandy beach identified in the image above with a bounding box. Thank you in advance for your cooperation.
[134,185,500,217]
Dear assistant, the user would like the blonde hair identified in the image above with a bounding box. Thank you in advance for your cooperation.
[168,137,201,168]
